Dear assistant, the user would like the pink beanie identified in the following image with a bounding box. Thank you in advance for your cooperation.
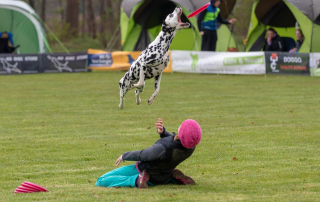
[178,119,202,149]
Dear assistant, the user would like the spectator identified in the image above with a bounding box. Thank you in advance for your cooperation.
[95,118,202,188]
[0,32,16,53]
[197,0,237,51]
[264,28,284,51]
[289,29,305,53]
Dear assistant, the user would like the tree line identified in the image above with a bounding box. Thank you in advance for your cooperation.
[25,0,122,50]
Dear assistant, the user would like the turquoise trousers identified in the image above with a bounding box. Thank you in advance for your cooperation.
[96,164,139,188]
[96,164,176,188]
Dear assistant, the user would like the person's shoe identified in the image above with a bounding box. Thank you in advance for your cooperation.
[172,169,196,185]
[137,170,149,188]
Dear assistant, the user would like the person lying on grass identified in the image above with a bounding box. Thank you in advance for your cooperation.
[95,118,202,188]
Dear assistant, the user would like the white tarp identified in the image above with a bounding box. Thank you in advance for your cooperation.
[309,53,320,76]
[171,51,266,74]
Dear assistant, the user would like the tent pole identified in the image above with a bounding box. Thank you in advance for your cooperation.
[225,0,236,50]
[191,24,199,51]
[310,0,314,53]
[310,0,315,77]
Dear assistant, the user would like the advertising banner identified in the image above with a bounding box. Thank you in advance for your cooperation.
[41,53,88,73]
[171,51,265,74]
[309,53,320,76]
[0,53,88,75]
[265,52,310,75]
[87,49,173,73]
[87,49,140,71]
[0,54,40,74]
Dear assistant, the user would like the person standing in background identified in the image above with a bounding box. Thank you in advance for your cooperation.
[197,0,237,51]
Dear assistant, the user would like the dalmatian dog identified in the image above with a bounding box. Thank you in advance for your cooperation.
[119,6,190,109]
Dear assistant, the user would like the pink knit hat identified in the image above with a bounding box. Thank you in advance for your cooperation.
[178,119,202,148]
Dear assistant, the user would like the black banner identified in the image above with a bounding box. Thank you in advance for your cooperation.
[265,52,310,75]
[41,53,88,73]
[0,53,88,75]
[0,54,40,74]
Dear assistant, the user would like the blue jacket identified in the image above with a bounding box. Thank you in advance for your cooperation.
[197,5,230,31]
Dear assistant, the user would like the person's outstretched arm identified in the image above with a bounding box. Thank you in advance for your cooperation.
[115,144,166,166]
[217,13,237,25]
[217,13,229,24]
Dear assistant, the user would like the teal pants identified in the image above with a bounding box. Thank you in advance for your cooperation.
[96,164,139,188]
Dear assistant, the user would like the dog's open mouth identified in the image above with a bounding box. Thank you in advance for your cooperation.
[177,9,187,26]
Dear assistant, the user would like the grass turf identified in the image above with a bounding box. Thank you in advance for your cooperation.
[0,72,320,201]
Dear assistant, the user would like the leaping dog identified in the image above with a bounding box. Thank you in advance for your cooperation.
[118,6,190,109]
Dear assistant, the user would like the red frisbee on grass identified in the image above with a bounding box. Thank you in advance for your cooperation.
[14,181,48,194]
[188,2,210,18]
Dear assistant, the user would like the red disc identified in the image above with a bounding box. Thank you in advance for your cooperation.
[188,3,210,18]
[22,182,48,192]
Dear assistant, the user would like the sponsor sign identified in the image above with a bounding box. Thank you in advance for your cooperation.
[87,49,139,71]
[0,54,40,74]
[265,52,310,75]
[0,53,88,75]
[87,49,172,72]
[41,53,88,73]
[171,51,265,74]
[309,53,320,76]
[88,52,113,67]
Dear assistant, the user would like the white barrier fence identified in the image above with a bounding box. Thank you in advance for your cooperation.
[310,53,320,76]
[171,51,266,75]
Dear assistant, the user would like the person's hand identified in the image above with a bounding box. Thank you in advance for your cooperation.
[200,31,204,35]
[289,48,297,53]
[229,18,237,24]
[115,155,124,166]
[267,36,272,42]
[155,118,164,134]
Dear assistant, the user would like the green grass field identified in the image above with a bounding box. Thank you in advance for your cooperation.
[1,72,320,201]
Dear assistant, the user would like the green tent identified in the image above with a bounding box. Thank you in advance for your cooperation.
[120,0,237,52]
[246,0,320,53]
[0,0,50,53]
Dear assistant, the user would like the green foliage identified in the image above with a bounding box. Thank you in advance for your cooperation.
[49,34,105,53]
[1,72,320,201]
[47,18,70,43]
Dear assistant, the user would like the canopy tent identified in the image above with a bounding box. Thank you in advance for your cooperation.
[246,0,320,53]
[0,0,50,54]
[120,0,237,52]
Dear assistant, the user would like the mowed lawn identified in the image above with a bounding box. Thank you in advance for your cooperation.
[0,71,320,202]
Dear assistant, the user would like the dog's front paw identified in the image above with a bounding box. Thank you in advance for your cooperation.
[119,103,124,109]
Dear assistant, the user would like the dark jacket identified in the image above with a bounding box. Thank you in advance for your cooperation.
[296,39,304,51]
[264,34,284,51]
[122,127,195,184]
[197,6,230,32]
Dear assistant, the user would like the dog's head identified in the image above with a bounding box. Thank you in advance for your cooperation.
[163,6,190,33]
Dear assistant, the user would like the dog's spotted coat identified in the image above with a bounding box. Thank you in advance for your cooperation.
[118,6,190,109]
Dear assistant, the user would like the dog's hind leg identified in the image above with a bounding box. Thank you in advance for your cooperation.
[119,76,130,109]
[130,66,146,89]
[148,73,162,105]
[135,82,145,105]
[119,86,125,109]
